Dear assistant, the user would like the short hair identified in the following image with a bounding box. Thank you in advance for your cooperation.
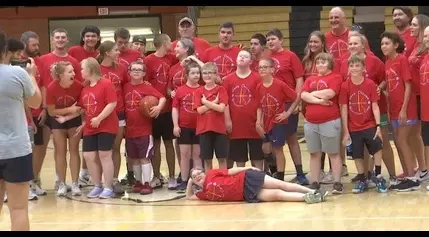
[129,60,146,72]
[392,6,414,21]
[260,57,275,67]
[51,28,68,37]
[51,61,72,80]
[7,38,24,53]
[20,31,39,45]
[114,27,130,41]
[201,62,218,73]
[80,25,101,48]
[380,31,405,54]
[266,29,283,40]
[251,33,267,46]
[348,54,366,66]
[219,21,234,32]
[153,34,171,49]
[184,61,201,76]
[314,52,334,70]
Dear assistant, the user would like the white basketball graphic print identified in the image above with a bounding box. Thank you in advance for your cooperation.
[81,92,98,116]
[261,93,280,117]
[172,69,185,88]
[104,72,121,91]
[118,57,129,66]
[420,61,429,86]
[213,54,235,77]
[329,39,348,60]
[231,84,252,107]
[205,182,225,201]
[386,68,400,92]
[309,79,328,91]
[349,91,371,115]
[56,95,76,107]
[182,93,195,113]
[155,63,170,85]
[271,57,281,75]
[125,90,143,112]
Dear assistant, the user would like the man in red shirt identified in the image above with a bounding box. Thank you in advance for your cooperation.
[68,25,101,62]
[325,7,350,67]
[249,33,267,72]
[131,35,147,58]
[392,6,417,58]
[185,167,327,204]
[172,17,211,60]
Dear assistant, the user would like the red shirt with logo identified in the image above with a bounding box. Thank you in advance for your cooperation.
[195,169,246,202]
[202,46,241,79]
[39,53,83,87]
[420,54,429,121]
[325,28,350,67]
[172,84,201,129]
[100,64,128,114]
[267,49,304,90]
[46,80,83,110]
[68,45,100,63]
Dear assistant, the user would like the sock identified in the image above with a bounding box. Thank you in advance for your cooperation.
[141,163,152,183]
[55,173,59,182]
[295,164,304,176]
[375,166,381,176]
[357,173,366,182]
[132,165,142,182]
[80,169,88,177]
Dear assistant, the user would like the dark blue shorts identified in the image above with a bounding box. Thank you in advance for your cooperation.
[284,102,299,137]
[264,123,288,148]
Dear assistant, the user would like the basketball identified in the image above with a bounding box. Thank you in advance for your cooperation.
[139,95,159,118]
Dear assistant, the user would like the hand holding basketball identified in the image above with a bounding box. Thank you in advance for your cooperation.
[139,95,159,118]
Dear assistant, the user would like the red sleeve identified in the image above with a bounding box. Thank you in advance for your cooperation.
[338,82,348,105]
[104,80,117,104]
[218,86,229,105]
[72,60,83,83]
[121,65,129,85]
[329,74,343,94]
[201,48,210,63]
[46,85,55,105]
[143,57,153,82]
[301,78,311,92]
[290,52,304,78]
[193,88,202,110]
[400,56,413,82]
[281,81,297,102]
[172,88,180,108]
[369,81,380,102]
[375,58,385,85]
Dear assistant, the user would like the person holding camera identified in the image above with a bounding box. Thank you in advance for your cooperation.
[0,30,42,231]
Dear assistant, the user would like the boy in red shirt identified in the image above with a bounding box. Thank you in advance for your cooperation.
[224,49,264,170]
[68,25,100,62]
[255,58,298,181]
[123,61,166,195]
[339,55,387,193]
[172,62,203,192]
[193,62,229,170]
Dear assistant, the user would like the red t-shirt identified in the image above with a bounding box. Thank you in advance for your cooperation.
[100,64,128,114]
[420,54,429,121]
[202,46,241,78]
[79,79,119,136]
[123,82,164,138]
[172,84,201,129]
[195,169,246,202]
[256,78,297,132]
[168,62,186,90]
[340,54,387,114]
[339,78,379,132]
[223,71,262,139]
[267,49,304,90]
[20,55,43,117]
[68,45,100,63]
[385,54,417,120]
[118,49,143,67]
[408,43,426,95]
[303,56,340,81]
[46,80,84,110]
[325,28,350,67]
[39,52,83,87]
[399,28,417,59]
[172,37,211,60]
[193,85,229,135]
[301,72,342,124]
[250,59,260,73]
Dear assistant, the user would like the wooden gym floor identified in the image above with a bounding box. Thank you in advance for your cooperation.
[1,138,429,231]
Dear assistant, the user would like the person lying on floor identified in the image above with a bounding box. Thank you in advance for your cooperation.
[186,167,328,204]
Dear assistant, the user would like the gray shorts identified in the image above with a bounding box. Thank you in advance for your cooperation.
[304,118,341,154]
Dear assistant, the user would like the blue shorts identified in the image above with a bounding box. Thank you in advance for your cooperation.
[264,123,288,148]
[285,103,299,137]
[390,119,419,128]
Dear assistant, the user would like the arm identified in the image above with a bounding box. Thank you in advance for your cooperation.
[310,89,336,100]
[24,104,33,121]
[196,105,210,114]
[256,108,263,126]
[340,104,349,134]
[401,81,412,113]
[96,102,117,121]
[301,91,323,104]
[25,73,42,109]
[46,104,76,117]
[372,102,381,125]
[224,105,232,124]
[172,107,179,128]
[203,100,226,113]
[188,55,205,67]
[186,179,199,200]
[227,167,253,175]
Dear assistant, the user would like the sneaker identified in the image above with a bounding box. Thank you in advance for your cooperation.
[394,178,421,192]
[375,174,388,193]
[30,180,46,196]
[176,182,187,194]
[159,173,167,184]
[150,177,162,189]
[120,173,136,186]
[320,171,334,184]
[415,170,429,182]
[55,181,72,192]
[367,179,377,189]
[303,191,323,204]
[112,181,124,194]
[176,172,183,184]
[133,181,144,193]
[28,188,38,201]
[99,188,114,199]
[341,165,349,177]
[140,182,153,195]
[56,182,68,197]
[389,176,400,186]
[296,174,309,185]
[351,174,360,183]
[71,183,82,196]
[332,182,343,195]
[168,177,178,190]
[87,186,103,198]
[78,174,92,187]
[352,180,368,194]
[310,182,321,190]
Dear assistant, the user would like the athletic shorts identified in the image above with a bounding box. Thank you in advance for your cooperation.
[199,131,229,160]
[264,123,289,148]
[390,119,419,128]
[243,169,265,203]
[380,114,388,128]
[177,127,199,145]
[0,153,33,183]
[50,116,82,130]
[152,111,174,140]
[118,112,126,127]
[82,133,116,152]
[228,139,263,162]
[421,121,429,146]
[285,102,299,137]
[350,127,383,159]
[125,135,154,159]
[304,118,341,154]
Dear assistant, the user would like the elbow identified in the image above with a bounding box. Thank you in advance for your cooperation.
[196,108,205,115]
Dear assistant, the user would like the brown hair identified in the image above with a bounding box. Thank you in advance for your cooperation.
[81,57,101,78]
[314,52,334,70]
[302,31,329,73]
[201,62,218,73]
[413,14,429,55]
[184,61,201,76]
[153,34,171,49]
[51,61,72,80]
[347,54,366,67]
[51,28,68,37]
[129,60,146,72]
[96,40,117,67]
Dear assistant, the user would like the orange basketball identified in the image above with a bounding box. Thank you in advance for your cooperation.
[139,96,159,118]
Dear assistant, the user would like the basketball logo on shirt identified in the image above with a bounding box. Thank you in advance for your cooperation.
[420,61,429,86]
[260,93,280,117]
[104,72,121,91]
[205,182,224,201]
[329,39,348,60]
[155,63,170,85]
[81,92,98,116]
[56,95,76,108]
[213,54,235,77]
[118,57,129,66]
[124,90,143,112]
[182,93,195,113]
[172,69,186,89]
[309,80,328,91]
[271,57,281,75]
[386,68,400,92]
[349,91,371,115]
[231,84,252,107]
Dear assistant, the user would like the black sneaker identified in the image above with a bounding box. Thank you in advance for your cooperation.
[272,172,284,181]
[176,182,187,194]
[332,182,343,195]
[176,172,183,184]
[395,178,420,192]
[310,182,321,190]
[351,174,360,183]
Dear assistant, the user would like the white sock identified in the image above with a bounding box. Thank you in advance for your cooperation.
[55,173,59,182]
[141,163,152,183]
[133,165,142,182]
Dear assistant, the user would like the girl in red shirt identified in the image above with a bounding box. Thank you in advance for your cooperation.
[381,32,421,191]
[96,40,128,194]
[301,53,344,194]
[46,61,83,197]
[77,57,119,199]
[420,26,429,191]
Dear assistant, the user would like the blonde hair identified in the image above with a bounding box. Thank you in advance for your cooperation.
[81,57,102,78]
[51,61,72,80]
[201,62,218,73]
[348,54,366,66]
[302,31,329,73]
[348,31,367,53]
[314,52,335,70]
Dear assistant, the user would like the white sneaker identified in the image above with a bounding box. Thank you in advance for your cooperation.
[426,185,429,191]
[78,174,92,187]
[321,171,334,184]
[415,170,429,182]
[342,165,349,177]
[30,180,46,196]
[71,183,82,196]
[168,177,177,190]
[56,182,68,197]
[150,177,162,188]
[28,188,38,201]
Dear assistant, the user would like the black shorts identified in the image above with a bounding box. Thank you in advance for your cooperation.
[32,117,44,146]
[152,112,175,140]
[177,127,199,145]
[228,139,264,162]
[199,131,229,160]
[45,115,52,129]
[0,153,33,183]
[417,95,421,120]
[421,121,429,146]
[243,169,265,203]
[82,133,116,152]
[50,116,82,130]
[350,127,383,159]
[285,103,299,137]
